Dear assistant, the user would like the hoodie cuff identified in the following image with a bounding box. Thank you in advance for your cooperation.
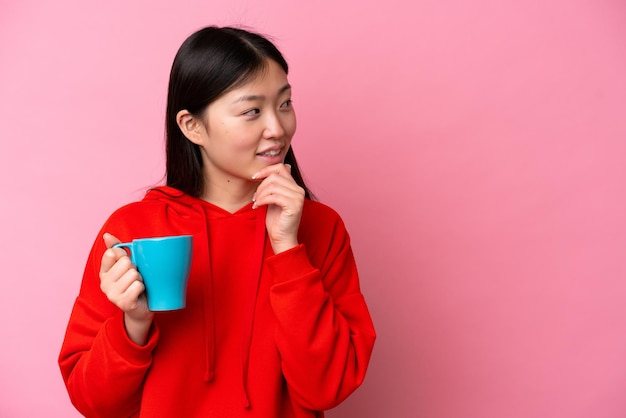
[266,244,317,284]
[104,312,159,365]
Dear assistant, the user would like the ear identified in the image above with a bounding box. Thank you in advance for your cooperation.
[176,109,205,145]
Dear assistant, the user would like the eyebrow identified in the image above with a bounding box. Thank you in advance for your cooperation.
[232,83,292,104]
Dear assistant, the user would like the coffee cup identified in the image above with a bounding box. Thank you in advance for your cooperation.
[113,235,193,311]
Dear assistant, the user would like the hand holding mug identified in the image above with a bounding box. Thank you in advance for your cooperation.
[100,233,152,318]
[112,235,193,312]
[100,233,153,345]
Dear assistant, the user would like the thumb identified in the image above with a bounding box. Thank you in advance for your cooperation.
[103,232,122,249]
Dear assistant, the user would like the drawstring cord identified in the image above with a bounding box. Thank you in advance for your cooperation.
[240,206,267,407]
[198,204,216,382]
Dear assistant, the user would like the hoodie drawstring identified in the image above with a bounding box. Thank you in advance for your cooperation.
[197,202,267,408]
[148,187,263,400]
[197,204,216,382]
[240,206,267,408]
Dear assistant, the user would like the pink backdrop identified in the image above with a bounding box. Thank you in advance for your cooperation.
[1,1,625,417]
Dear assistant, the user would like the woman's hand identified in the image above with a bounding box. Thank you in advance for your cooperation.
[100,233,154,345]
[252,163,305,254]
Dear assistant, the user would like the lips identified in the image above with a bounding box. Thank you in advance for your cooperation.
[257,148,282,157]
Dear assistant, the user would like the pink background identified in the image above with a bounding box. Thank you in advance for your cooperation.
[1,0,625,417]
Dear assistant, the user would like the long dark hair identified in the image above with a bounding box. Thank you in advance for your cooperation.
[165,26,313,199]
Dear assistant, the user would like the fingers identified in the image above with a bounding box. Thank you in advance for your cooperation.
[252,163,292,182]
[116,272,146,311]
[103,232,121,249]
[251,164,304,254]
[252,164,303,210]
[253,184,304,211]
[105,251,135,279]
[252,174,304,210]
[102,268,144,304]
[100,233,126,273]
[100,246,130,276]
[100,263,146,311]
[99,232,147,312]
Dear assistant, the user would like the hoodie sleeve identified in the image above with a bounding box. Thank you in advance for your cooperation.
[267,207,376,411]
[58,219,159,418]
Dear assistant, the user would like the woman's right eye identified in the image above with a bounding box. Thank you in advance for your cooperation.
[242,108,260,116]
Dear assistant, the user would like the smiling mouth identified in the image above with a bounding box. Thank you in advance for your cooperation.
[257,149,281,157]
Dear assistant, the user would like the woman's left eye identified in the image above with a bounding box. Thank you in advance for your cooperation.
[280,99,293,109]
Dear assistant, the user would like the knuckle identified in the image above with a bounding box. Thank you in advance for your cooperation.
[117,255,131,268]
[100,272,113,290]
[117,292,135,311]
[131,280,145,293]
[127,268,141,282]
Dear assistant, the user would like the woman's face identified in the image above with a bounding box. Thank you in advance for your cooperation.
[194,59,296,188]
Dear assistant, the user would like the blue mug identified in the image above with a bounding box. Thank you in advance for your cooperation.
[113,235,193,311]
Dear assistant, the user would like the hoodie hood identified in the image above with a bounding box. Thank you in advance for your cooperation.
[143,186,267,408]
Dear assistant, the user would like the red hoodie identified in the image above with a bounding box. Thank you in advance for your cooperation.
[59,187,376,417]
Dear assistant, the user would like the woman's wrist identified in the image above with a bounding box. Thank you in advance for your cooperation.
[124,314,153,346]
[270,238,299,254]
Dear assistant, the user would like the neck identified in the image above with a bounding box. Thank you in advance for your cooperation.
[202,177,257,213]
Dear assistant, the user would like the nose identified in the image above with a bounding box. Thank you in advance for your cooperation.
[262,111,286,139]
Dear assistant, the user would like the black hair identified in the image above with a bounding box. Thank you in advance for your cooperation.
[165,26,313,199]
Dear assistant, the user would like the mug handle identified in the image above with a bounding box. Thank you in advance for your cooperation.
[112,242,137,266]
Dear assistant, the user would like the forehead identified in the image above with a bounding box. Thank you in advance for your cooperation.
[226,60,289,96]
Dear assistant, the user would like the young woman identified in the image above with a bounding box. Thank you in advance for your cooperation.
[59,26,376,417]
